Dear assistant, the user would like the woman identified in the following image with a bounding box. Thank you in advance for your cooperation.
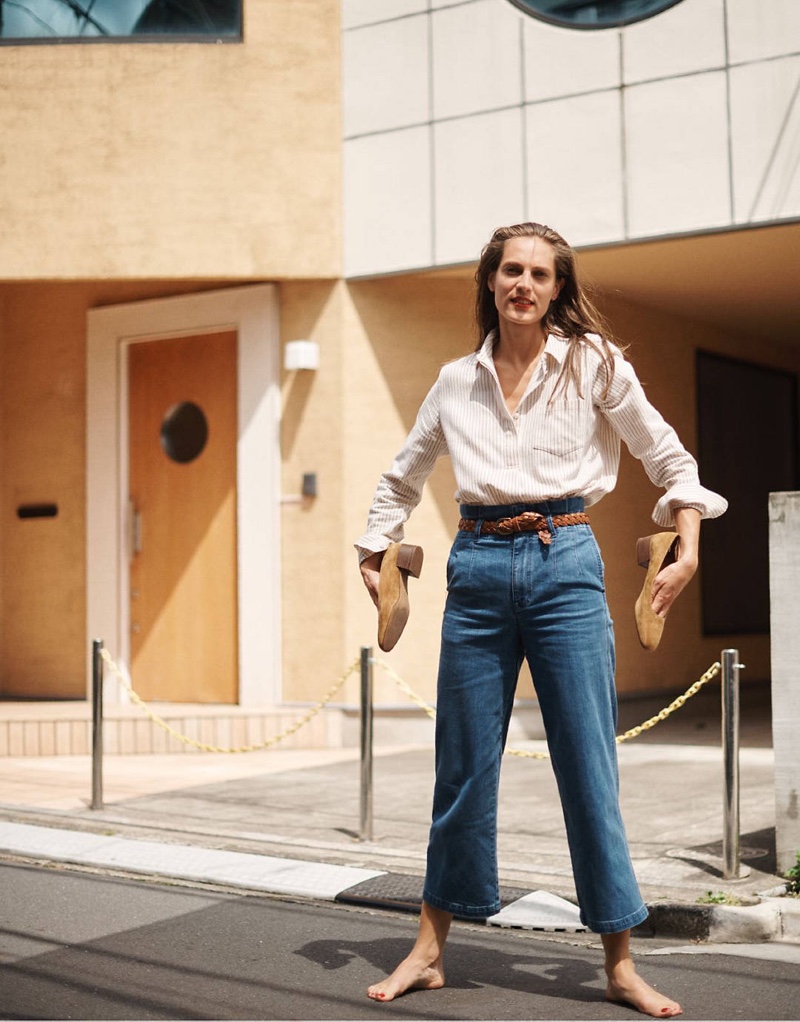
[356,222,726,1017]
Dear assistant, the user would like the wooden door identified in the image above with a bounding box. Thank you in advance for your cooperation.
[128,331,238,703]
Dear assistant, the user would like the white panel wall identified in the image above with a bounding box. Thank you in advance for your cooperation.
[343,0,428,29]
[343,0,800,277]
[434,108,525,264]
[522,18,620,101]
[622,0,726,82]
[726,0,800,62]
[526,91,625,246]
[431,0,522,119]
[345,126,433,275]
[729,55,800,223]
[344,14,429,136]
[625,71,731,236]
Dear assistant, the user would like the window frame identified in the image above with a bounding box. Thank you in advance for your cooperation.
[506,0,686,31]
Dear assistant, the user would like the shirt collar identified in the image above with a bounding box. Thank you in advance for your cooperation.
[476,330,569,368]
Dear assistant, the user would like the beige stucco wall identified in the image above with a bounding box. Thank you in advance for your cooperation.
[279,280,348,703]
[342,275,473,707]
[1,268,796,706]
[0,280,228,697]
[339,271,800,705]
[0,0,343,700]
[0,1,341,279]
[0,284,88,697]
[280,273,473,709]
[0,277,347,702]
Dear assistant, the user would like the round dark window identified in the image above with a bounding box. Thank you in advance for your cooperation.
[507,0,685,29]
[160,401,209,464]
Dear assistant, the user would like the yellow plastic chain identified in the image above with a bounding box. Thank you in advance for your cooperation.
[98,647,721,760]
[99,647,359,754]
[373,656,722,761]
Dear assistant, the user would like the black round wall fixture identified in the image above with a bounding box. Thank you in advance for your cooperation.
[160,401,209,464]
[506,0,686,30]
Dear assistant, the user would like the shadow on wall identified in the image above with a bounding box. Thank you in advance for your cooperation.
[280,282,337,460]
[348,274,474,529]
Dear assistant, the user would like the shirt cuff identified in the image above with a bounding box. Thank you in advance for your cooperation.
[355,537,391,565]
[652,483,728,528]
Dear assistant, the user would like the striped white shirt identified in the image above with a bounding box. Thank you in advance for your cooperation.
[356,332,727,559]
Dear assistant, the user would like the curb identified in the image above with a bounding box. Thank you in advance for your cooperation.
[1,819,797,944]
[636,898,800,944]
[760,895,800,942]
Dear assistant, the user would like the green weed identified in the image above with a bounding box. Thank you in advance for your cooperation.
[784,850,800,896]
[696,890,744,906]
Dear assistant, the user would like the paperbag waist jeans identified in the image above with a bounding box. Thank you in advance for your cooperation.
[422,499,649,934]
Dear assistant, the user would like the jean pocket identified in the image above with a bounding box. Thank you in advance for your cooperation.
[446,534,474,591]
[556,526,605,590]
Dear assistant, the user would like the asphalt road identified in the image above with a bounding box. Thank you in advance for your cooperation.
[0,861,798,1020]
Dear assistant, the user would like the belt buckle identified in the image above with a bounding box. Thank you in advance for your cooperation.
[518,511,545,531]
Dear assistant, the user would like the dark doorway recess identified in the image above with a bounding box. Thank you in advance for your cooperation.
[696,351,799,635]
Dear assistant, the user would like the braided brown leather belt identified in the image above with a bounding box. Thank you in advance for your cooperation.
[457,510,590,545]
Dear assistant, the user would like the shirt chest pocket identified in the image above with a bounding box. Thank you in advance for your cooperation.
[529,398,586,456]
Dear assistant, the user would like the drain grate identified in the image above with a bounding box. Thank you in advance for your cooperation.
[336,873,533,919]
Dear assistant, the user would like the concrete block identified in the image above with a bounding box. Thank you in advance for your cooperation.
[778,899,800,942]
[769,492,800,874]
[708,902,781,943]
[761,895,800,943]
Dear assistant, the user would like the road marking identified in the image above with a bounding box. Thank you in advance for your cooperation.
[0,821,385,899]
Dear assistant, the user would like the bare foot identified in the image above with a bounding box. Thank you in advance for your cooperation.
[606,958,682,1018]
[367,955,445,1003]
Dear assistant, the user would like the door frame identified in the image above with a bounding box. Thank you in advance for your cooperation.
[86,285,281,706]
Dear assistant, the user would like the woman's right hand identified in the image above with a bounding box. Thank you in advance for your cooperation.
[360,551,383,609]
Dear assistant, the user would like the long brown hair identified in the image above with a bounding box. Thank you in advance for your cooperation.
[474,222,621,398]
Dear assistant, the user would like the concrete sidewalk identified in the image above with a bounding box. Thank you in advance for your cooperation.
[0,683,794,942]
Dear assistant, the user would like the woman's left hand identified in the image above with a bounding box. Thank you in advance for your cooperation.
[650,507,701,618]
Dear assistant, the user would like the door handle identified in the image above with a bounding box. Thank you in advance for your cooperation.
[128,500,143,557]
[133,509,142,555]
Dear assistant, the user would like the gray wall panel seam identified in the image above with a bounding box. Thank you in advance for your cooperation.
[722,0,736,224]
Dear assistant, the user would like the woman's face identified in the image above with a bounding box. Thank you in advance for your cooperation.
[488,236,561,333]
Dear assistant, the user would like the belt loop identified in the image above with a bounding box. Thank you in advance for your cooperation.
[533,512,553,546]
[474,519,483,537]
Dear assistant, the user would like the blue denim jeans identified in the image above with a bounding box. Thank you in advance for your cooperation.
[422,499,648,934]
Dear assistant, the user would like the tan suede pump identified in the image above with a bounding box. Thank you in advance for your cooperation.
[634,533,680,651]
[377,543,424,652]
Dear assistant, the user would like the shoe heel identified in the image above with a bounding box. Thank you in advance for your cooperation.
[636,535,654,568]
[397,544,424,578]
[636,533,679,569]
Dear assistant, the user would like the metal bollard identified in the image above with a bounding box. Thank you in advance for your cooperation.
[359,646,374,842]
[90,639,104,811]
[721,648,746,879]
